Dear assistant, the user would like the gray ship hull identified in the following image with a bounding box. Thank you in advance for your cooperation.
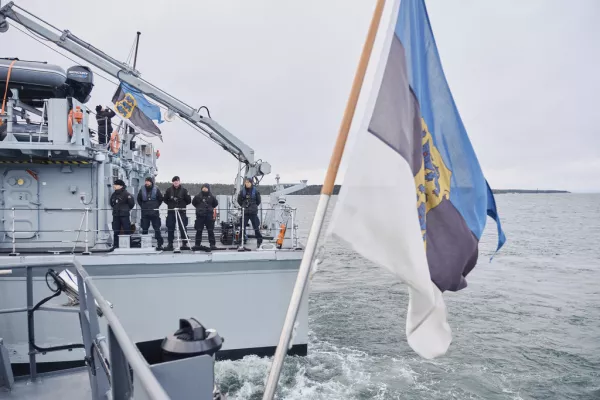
[0,35,310,380]
[0,249,308,374]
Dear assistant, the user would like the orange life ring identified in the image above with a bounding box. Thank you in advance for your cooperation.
[67,112,72,136]
[67,106,83,137]
[109,131,120,154]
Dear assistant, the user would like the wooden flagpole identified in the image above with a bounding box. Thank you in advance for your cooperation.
[261,0,388,398]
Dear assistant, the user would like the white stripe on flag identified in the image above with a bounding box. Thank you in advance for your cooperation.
[329,131,451,359]
[327,0,451,359]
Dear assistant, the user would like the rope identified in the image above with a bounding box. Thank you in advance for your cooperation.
[0,59,17,127]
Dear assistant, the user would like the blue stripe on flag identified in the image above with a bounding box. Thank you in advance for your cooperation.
[395,0,505,251]
[121,82,164,124]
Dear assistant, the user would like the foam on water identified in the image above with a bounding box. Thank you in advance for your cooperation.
[215,331,420,400]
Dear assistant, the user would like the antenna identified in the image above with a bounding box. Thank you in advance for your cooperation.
[127,32,142,137]
[132,31,141,69]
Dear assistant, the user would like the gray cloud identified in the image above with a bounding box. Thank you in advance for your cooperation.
[2,0,597,192]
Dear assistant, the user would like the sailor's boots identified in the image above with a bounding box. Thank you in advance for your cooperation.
[257,238,263,248]
[209,243,217,251]
[192,240,202,252]
[164,242,174,251]
[180,240,191,251]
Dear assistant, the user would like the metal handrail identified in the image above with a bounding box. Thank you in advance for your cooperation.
[2,206,299,252]
[0,259,170,399]
[73,260,169,399]
[0,206,294,211]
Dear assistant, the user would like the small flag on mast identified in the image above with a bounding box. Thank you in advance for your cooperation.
[111,81,163,138]
[328,0,506,359]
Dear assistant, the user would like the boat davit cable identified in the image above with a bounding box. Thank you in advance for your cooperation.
[26,270,85,354]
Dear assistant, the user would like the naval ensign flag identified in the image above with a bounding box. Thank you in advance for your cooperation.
[328,0,505,359]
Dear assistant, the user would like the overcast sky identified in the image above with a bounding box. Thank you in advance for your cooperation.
[2,0,598,192]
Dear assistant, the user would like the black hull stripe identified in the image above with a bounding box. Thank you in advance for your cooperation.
[11,344,308,377]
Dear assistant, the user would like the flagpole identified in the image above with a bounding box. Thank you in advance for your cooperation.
[129,32,142,137]
[261,0,387,398]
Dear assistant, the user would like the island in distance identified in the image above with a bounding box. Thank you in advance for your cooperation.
[154,183,569,196]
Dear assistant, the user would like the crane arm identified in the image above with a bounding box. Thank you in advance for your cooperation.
[0,1,261,168]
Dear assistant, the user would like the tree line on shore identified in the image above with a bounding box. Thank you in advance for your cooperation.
[154,182,342,196]
[154,182,568,196]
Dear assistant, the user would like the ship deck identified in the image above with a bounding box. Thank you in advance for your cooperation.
[0,237,302,255]
[0,237,304,268]
[0,368,90,400]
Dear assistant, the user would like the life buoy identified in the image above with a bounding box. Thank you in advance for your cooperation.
[276,223,286,249]
[67,106,83,137]
[109,131,120,154]
[67,111,72,136]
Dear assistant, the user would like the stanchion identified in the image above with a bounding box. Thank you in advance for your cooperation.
[83,208,91,255]
[9,208,18,256]
[174,209,182,253]
[238,207,245,251]
[291,208,296,249]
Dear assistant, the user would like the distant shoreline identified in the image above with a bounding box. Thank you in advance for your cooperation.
[154,182,569,196]
[492,189,570,194]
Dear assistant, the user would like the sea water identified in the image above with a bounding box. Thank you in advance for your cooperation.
[215,194,600,400]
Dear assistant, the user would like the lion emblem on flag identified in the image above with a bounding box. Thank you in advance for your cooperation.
[415,119,452,243]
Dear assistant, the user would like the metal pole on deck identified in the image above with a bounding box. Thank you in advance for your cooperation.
[291,208,296,249]
[174,209,182,253]
[177,207,191,246]
[238,207,245,251]
[26,266,36,381]
[83,208,91,255]
[9,208,18,256]
[261,0,387,397]
[72,211,86,254]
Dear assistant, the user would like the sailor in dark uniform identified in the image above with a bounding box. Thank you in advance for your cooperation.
[137,177,164,250]
[164,176,192,250]
[110,179,135,248]
[192,183,219,251]
[237,177,263,248]
[95,105,116,145]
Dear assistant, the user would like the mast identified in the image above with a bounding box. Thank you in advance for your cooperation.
[133,31,141,70]
[129,32,141,138]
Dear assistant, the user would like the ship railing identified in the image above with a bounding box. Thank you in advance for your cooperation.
[0,259,170,399]
[90,126,157,170]
[1,98,158,164]
[1,98,89,146]
[0,97,48,144]
[0,205,299,253]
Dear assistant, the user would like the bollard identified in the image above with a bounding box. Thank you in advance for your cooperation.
[118,235,131,249]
